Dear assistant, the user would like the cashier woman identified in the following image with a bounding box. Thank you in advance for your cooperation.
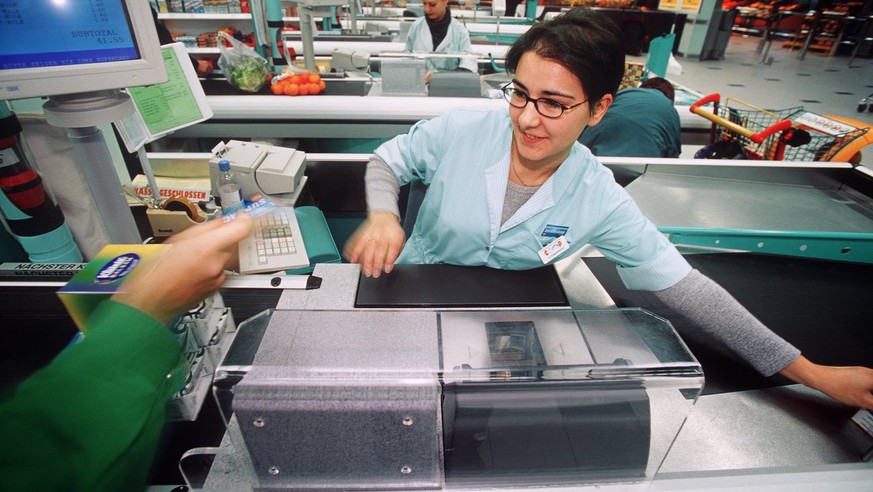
[406,0,478,83]
[346,8,873,411]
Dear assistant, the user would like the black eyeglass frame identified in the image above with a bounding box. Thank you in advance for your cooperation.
[500,83,588,119]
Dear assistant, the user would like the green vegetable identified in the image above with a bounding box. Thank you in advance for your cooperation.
[227,56,268,93]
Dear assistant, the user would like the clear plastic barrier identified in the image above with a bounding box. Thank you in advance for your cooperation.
[182,309,703,490]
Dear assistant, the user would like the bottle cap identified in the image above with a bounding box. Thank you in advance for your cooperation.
[218,159,230,171]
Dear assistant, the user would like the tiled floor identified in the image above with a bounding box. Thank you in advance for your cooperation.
[631,34,873,164]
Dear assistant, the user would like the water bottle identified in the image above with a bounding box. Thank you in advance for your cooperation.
[216,159,243,215]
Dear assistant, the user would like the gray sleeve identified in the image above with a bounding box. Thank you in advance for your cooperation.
[652,269,800,376]
[365,154,401,218]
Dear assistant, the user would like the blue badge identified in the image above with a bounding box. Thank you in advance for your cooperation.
[541,224,569,238]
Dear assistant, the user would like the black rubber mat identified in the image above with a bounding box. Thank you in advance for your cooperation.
[583,253,873,395]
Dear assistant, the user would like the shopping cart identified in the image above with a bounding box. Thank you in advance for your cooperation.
[690,93,870,161]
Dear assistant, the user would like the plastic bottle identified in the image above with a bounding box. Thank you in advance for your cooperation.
[216,159,243,215]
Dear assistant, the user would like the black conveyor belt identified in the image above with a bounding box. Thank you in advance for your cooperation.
[584,253,873,395]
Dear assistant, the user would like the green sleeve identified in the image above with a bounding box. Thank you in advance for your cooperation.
[0,300,186,492]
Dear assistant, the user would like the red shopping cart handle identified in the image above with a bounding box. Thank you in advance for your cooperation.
[750,119,793,144]
[690,93,721,113]
[690,93,793,144]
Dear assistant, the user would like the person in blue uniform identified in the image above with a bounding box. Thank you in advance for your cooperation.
[345,8,873,411]
[405,0,478,83]
[578,76,681,159]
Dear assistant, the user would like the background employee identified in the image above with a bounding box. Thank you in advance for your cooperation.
[405,0,478,83]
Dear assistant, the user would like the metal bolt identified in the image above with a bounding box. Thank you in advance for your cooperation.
[400,466,412,474]
[253,417,266,428]
[268,466,280,475]
[402,416,414,427]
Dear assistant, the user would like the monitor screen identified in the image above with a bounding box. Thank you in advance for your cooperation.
[0,0,167,100]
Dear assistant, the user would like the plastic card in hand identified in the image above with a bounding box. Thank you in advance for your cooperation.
[222,194,277,222]
[57,244,171,332]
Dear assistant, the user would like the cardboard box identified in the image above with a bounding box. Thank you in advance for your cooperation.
[57,244,171,332]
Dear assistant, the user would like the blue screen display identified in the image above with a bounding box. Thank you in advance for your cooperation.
[0,0,139,70]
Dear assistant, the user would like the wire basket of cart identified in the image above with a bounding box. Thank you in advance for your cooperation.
[690,93,869,161]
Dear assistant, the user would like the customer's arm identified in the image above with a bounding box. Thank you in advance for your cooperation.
[0,216,252,492]
[0,301,185,492]
[653,269,873,410]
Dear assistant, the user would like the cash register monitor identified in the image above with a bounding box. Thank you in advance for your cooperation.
[0,0,167,100]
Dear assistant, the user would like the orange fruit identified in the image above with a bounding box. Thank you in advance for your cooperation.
[319,80,326,91]
[283,83,299,96]
[270,83,284,95]
[308,82,321,95]
[308,73,321,84]
[298,83,310,95]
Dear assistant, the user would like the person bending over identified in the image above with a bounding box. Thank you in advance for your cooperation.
[578,76,681,159]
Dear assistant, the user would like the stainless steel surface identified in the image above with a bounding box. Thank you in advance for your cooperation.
[661,385,861,473]
[553,253,616,309]
[625,161,873,233]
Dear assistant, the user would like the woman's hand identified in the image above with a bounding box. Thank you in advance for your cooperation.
[343,212,405,278]
[780,355,873,410]
[112,215,253,324]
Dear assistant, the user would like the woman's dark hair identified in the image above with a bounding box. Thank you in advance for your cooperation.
[505,8,625,111]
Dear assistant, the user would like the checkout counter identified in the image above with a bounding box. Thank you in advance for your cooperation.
[2,156,872,490]
[178,256,872,490]
[178,264,704,490]
[185,156,873,490]
[161,77,710,155]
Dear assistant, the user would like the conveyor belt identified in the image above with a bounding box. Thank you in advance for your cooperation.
[583,253,873,395]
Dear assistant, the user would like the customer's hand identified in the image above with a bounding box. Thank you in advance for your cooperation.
[112,215,253,324]
[343,212,405,278]
[780,355,873,410]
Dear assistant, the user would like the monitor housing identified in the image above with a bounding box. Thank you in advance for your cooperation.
[0,0,167,101]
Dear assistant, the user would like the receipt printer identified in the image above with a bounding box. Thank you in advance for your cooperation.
[209,140,306,199]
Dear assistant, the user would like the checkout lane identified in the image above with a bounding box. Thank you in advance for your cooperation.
[3,151,873,489]
[141,150,872,488]
[189,253,873,490]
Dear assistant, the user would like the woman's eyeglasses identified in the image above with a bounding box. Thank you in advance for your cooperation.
[501,84,587,119]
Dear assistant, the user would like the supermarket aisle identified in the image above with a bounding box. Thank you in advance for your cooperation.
[642,34,873,164]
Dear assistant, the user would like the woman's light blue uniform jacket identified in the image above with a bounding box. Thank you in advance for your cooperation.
[374,108,691,291]
[404,17,478,73]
